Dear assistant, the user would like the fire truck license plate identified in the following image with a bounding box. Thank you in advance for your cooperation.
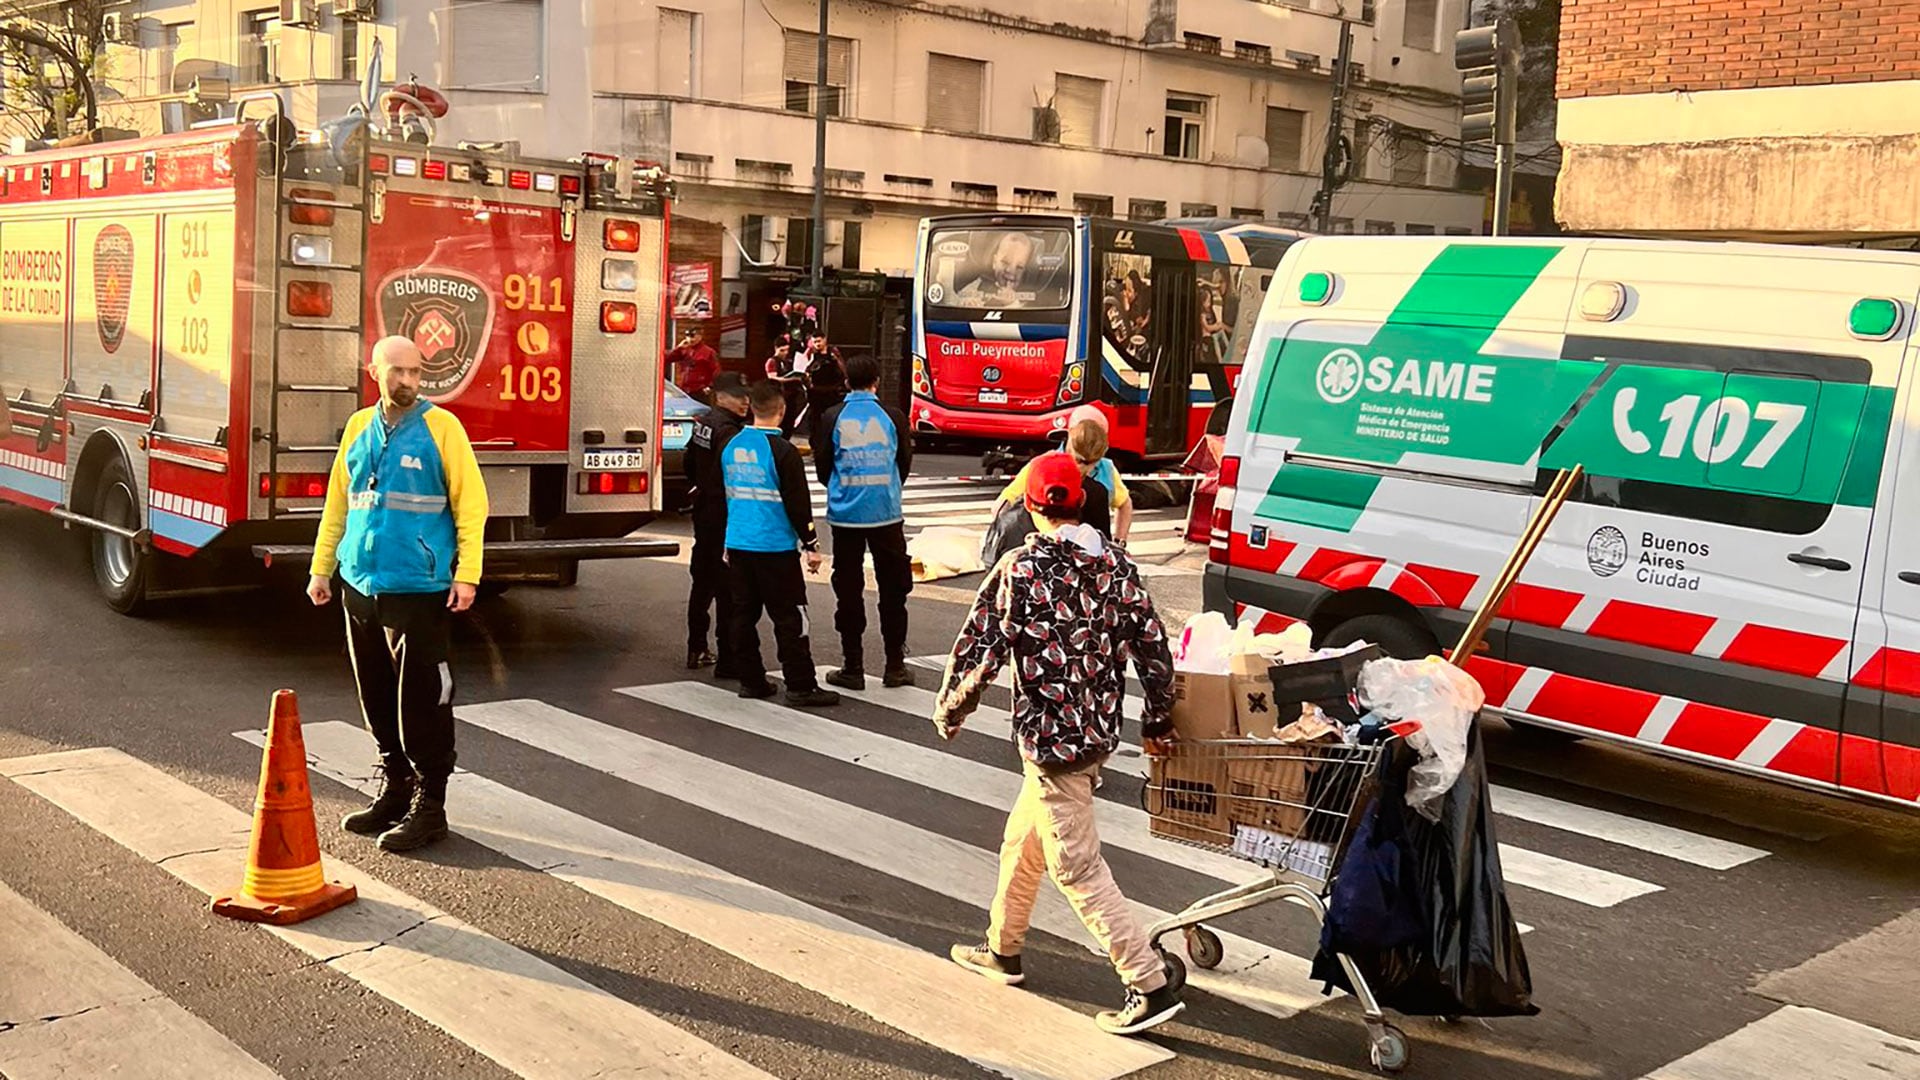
[583,450,648,471]
[977,389,1009,404]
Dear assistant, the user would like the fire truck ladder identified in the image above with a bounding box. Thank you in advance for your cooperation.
[256,97,368,522]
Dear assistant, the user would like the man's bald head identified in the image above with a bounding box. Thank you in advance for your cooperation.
[369,335,425,411]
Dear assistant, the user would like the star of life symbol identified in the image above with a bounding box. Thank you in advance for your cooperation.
[1315,348,1365,404]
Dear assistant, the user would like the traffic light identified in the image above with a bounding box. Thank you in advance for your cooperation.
[1455,18,1519,146]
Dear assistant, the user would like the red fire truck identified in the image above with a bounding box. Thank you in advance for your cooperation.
[0,95,675,613]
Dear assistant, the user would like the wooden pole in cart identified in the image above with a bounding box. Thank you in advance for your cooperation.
[1449,465,1584,668]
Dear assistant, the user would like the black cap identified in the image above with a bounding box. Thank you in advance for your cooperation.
[712,371,749,397]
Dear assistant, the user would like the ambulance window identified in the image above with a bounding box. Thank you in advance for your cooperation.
[1537,339,1873,536]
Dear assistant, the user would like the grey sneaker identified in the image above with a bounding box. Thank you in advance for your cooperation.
[1095,984,1185,1036]
[949,943,1024,986]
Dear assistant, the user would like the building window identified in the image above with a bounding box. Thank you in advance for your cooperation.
[1055,73,1104,148]
[1074,193,1114,217]
[1330,217,1354,234]
[1183,32,1221,55]
[240,10,278,85]
[449,0,544,92]
[1129,198,1167,222]
[783,30,853,117]
[658,9,699,97]
[926,53,986,134]
[1235,41,1272,64]
[151,21,188,94]
[1181,202,1217,218]
[1403,0,1437,51]
[1231,206,1263,221]
[1362,0,1377,23]
[1405,223,1436,235]
[1392,128,1430,185]
[1351,119,1374,181]
[340,21,360,81]
[1265,106,1306,171]
[1365,220,1397,235]
[1276,211,1311,229]
[1162,94,1207,160]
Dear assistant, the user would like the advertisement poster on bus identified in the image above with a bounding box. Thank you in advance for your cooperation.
[671,262,714,319]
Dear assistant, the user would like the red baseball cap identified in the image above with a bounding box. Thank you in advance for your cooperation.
[1024,451,1086,513]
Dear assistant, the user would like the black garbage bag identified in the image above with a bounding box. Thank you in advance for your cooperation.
[1310,722,1539,1018]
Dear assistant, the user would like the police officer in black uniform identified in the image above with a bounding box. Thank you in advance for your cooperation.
[684,371,751,674]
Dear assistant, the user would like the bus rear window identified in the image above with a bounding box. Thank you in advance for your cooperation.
[923,227,1073,311]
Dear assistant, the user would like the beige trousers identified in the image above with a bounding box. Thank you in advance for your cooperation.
[987,756,1167,992]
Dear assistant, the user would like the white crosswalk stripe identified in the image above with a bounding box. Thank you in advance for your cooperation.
[0,881,282,1080]
[808,476,1197,549]
[1637,1005,1920,1080]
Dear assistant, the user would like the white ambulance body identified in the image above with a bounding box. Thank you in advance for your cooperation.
[1207,236,1920,807]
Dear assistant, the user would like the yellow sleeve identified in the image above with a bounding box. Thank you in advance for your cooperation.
[309,411,369,578]
[1108,469,1131,509]
[430,412,490,584]
[999,462,1031,505]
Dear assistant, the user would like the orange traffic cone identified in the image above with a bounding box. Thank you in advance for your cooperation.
[213,689,358,926]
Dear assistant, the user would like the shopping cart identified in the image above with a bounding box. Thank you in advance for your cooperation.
[1141,726,1417,1073]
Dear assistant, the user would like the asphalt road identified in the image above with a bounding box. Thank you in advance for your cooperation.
[2,459,1916,1080]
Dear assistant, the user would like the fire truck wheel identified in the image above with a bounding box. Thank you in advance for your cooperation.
[90,457,152,616]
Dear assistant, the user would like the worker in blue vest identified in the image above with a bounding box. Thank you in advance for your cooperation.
[813,354,915,690]
[723,380,841,707]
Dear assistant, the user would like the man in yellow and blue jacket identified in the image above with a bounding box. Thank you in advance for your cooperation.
[308,336,488,852]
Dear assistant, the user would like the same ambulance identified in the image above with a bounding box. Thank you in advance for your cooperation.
[0,99,673,613]
[1207,236,1920,807]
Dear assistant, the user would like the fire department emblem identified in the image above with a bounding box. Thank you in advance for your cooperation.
[376,270,494,401]
[93,224,134,355]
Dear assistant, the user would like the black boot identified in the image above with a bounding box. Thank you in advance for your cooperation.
[342,770,415,836]
[882,664,917,688]
[377,786,449,852]
[825,667,865,691]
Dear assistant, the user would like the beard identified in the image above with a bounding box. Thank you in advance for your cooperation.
[389,386,419,407]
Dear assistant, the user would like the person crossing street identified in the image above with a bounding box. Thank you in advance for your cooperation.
[724,380,841,707]
[307,336,489,853]
[684,371,751,675]
[935,451,1183,1036]
[813,355,915,690]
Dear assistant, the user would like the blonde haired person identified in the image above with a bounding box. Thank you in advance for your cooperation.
[995,407,1133,545]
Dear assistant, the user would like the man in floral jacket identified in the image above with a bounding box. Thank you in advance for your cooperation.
[933,451,1184,1037]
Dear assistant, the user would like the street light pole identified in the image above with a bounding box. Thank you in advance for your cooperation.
[809,0,829,292]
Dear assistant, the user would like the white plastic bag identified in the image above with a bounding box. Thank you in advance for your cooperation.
[1229,620,1314,663]
[1357,657,1486,821]
[1173,611,1234,673]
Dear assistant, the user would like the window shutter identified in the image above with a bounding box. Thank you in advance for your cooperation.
[1265,107,1305,170]
[784,31,851,87]
[1402,0,1436,50]
[1055,74,1102,148]
[450,0,543,91]
[926,53,985,133]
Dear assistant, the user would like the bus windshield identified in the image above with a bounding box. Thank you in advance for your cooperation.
[922,226,1073,312]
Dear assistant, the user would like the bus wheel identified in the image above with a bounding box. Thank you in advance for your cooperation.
[90,457,153,616]
[1320,613,1437,660]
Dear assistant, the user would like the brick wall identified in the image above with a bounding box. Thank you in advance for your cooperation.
[1559,0,1920,99]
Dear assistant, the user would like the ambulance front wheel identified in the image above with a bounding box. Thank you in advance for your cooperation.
[1320,613,1438,661]
[90,457,153,616]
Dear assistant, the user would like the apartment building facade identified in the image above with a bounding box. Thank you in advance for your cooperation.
[61,0,1478,277]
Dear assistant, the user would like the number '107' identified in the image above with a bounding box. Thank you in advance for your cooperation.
[1611,389,1807,468]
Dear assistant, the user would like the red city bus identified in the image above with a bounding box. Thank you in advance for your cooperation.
[910,214,1303,463]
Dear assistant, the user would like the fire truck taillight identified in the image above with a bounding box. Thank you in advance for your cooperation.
[259,473,329,499]
[286,281,335,318]
[577,472,650,496]
[603,219,641,252]
[600,301,638,334]
[369,154,391,175]
[508,170,532,191]
[601,259,639,292]
[287,191,335,227]
[423,160,448,181]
